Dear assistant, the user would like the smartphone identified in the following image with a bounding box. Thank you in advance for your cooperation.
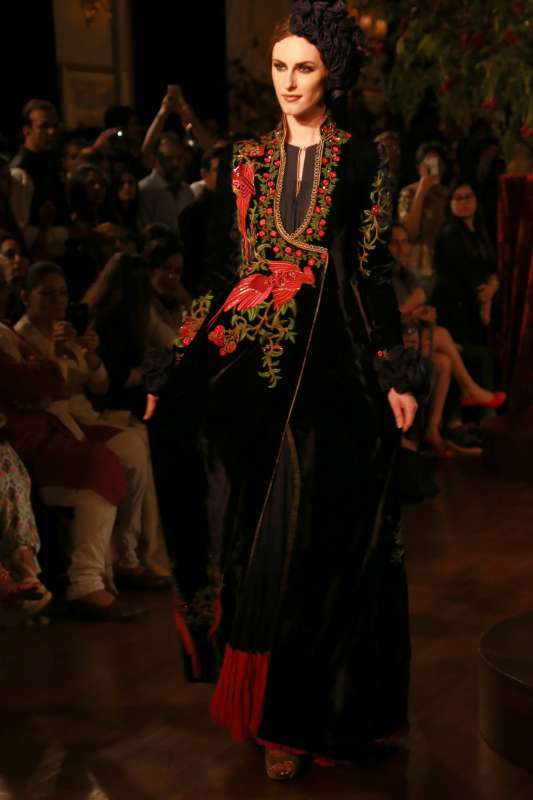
[65,302,89,336]
[167,84,183,102]
[424,155,440,177]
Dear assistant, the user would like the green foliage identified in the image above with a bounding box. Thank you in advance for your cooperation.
[385,0,533,158]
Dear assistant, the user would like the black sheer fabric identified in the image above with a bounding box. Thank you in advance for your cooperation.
[280,144,318,234]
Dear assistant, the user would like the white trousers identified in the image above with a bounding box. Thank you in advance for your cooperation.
[106,423,171,576]
[40,487,116,601]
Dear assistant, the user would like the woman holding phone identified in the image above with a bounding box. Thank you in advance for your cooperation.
[15,262,171,593]
[398,141,450,282]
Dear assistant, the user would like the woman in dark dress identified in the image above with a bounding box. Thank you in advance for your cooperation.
[434,180,500,390]
[150,0,423,780]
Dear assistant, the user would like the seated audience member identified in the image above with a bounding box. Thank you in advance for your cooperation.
[0,232,29,322]
[11,99,67,227]
[389,223,505,456]
[15,262,171,589]
[398,141,451,287]
[0,266,140,620]
[107,168,140,233]
[433,179,500,392]
[0,435,52,621]
[138,133,194,234]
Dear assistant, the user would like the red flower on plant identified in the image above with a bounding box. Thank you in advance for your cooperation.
[439,76,456,94]
[482,96,498,112]
[502,29,518,45]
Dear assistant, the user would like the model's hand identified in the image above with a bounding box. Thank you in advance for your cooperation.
[78,329,99,353]
[387,388,418,432]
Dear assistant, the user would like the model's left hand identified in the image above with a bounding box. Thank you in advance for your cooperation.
[387,388,418,432]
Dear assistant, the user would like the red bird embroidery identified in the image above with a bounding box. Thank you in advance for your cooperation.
[232,164,256,261]
[222,261,316,312]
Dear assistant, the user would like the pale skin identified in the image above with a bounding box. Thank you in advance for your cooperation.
[272,35,417,435]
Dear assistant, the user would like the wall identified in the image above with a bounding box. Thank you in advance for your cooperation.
[53,0,133,130]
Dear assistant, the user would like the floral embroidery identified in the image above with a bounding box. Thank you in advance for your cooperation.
[357,146,393,278]
[174,292,214,356]
[208,118,350,387]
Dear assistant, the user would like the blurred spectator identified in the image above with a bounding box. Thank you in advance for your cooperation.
[61,136,87,180]
[15,262,171,588]
[398,141,450,284]
[107,168,140,233]
[11,99,67,227]
[390,222,504,455]
[102,105,144,179]
[434,180,499,348]
[189,148,221,200]
[0,266,138,620]
[67,163,108,229]
[144,236,191,329]
[0,232,29,322]
[138,132,194,233]
[180,147,225,295]
[84,254,154,420]
[0,154,26,242]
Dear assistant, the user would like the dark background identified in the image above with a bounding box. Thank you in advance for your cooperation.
[1,2,228,152]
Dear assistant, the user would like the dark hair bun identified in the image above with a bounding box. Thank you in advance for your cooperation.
[290,0,365,99]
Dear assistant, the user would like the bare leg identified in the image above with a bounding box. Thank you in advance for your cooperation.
[433,326,495,403]
[425,351,452,447]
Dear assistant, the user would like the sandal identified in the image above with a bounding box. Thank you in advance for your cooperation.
[265,749,300,781]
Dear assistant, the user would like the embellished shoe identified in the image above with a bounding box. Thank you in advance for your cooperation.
[265,749,301,781]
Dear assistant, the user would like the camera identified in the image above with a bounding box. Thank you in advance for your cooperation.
[115,128,124,138]
[65,302,89,336]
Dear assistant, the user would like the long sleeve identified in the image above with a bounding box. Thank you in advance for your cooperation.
[0,348,67,405]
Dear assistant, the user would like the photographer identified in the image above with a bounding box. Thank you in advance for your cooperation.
[397,141,451,282]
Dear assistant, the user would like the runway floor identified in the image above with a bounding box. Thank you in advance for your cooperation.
[2,457,533,799]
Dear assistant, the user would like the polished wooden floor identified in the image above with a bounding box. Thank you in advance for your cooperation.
[2,458,533,799]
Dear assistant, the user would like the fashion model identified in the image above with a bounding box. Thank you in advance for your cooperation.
[150,0,423,781]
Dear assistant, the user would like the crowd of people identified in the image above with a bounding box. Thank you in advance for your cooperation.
[0,83,508,627]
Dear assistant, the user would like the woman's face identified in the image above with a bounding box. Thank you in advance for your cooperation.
[118,172,137,203]
[272,35,327,121]
[151,254,184,298]
[0,238,28,283]
[84,169,106,206]
[450,184,477,222]
[24,273,68,323]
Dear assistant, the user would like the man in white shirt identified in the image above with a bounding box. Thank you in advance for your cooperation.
[139,132,194,233]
